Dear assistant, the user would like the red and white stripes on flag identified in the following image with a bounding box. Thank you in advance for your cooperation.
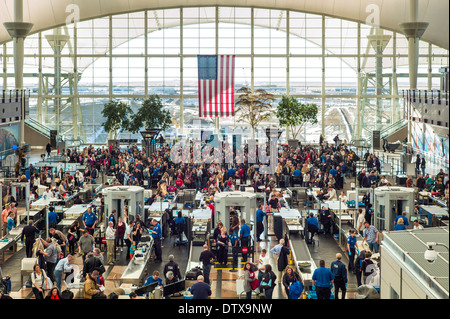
[198,54,235,118]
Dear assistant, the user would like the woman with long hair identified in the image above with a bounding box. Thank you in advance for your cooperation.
[31,264,50,299]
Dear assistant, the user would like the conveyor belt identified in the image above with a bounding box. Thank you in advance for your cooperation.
[289,232,311,261]
[288,232,316,282]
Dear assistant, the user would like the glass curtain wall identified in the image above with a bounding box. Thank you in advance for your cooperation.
[0,6,448,144]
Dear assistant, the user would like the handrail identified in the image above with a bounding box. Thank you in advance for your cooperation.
[25,118,51,137]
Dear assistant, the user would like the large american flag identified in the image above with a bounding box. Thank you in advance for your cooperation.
[198,54,235,117]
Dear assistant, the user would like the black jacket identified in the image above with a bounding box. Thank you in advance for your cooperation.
[21,225,39,242]
[277,246,290,271]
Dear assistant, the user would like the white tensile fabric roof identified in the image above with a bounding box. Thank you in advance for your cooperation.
[0,0,448,50]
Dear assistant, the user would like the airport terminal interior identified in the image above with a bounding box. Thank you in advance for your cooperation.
[0,0,449,300]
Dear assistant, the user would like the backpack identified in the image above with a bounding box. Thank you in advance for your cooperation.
[61,289,74,299]
[289,280,304,299]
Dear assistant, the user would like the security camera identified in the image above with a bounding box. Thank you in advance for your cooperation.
[424,242,438,264]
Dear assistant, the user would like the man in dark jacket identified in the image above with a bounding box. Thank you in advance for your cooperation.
[20,220,39,258]
[330,253,347,299]
[163,255,182,282]
[82,252,104,278]
[190,275,211,299]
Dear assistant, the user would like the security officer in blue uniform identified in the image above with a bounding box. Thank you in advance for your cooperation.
[82,206,97,236]
[151,218,162,262]
[174,211,185,242]
[330,253,347,299]
[239,219,251,262]
[312,259,334,299]
[48,206,59,229]
[347,229,359,273]
[256,204,272,242]
[306,212,319,244]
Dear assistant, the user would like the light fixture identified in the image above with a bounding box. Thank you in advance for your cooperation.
[424,242,449,264]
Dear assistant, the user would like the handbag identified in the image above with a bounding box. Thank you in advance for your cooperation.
[250,272,259,290]
[260,277,272,290]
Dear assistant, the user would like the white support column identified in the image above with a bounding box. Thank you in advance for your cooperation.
[109,16,113,102]
[356,23,362,141]
[37,33,42,124]
[399,0,428,144]
[179,8,184,135]
[321,16,325,137]
[73,23,78,142]
[145,10,149,100]
[2,44,6,90]
[215,6,219,135]
[3,0,33,146]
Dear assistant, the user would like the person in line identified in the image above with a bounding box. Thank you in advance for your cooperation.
[83,270,102,299]
[356,208,365,236]
[31,264,50,299]
[260,264,277,299]
[150,218,162,262]
[330,253,347,299]
[163,254,182,282]
[282,266,300,299]
[361,251,375,285]
[78,230,95,262]
[256,249,270,294]
[394,217,407,231]
[361,221,379,253]
[243,262,257,299]
[54,254,73,292]
[312,259,334,300]
[306,212,319,244]
[346,229,359,273]
[45,287,61,300]
[20,220,40,258]
[190,275,211,299]
[199,244,214,285]
[105,221,116,265]
[256,204,272,242]
[82,207,97,236]
[39,237,58,283]
[239,219,251,263]
[216,227,231,266]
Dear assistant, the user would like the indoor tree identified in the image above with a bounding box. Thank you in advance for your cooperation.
[276,95,319,141]
[101,100,133,140]
[127,94,172,133]
[234,86,276,139]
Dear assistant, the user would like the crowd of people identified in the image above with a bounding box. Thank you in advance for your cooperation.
[1,136,448,299]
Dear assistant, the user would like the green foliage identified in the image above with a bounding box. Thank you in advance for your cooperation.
[101,100,132,139]
[234,86,276,139]
[128,95,172,134]
[276,95,318,139]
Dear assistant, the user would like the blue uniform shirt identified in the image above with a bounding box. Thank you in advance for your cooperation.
[306,216,319,228]
[312,267,335,288]
[256,209,266,222]
[239,224,251,238]
[330,260,347,283]
[174,217,185,224]
[48,211,58,224]
[151,222,162,239]
[83,211,97,226]
[347,235,357,249]
[394,215,409,226]
[293,169,302,177]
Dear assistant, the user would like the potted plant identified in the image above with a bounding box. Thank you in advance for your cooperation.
[234,86,276,140]
[101,100,133,145]
[127,95,172,155]
[276,95,319,146]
